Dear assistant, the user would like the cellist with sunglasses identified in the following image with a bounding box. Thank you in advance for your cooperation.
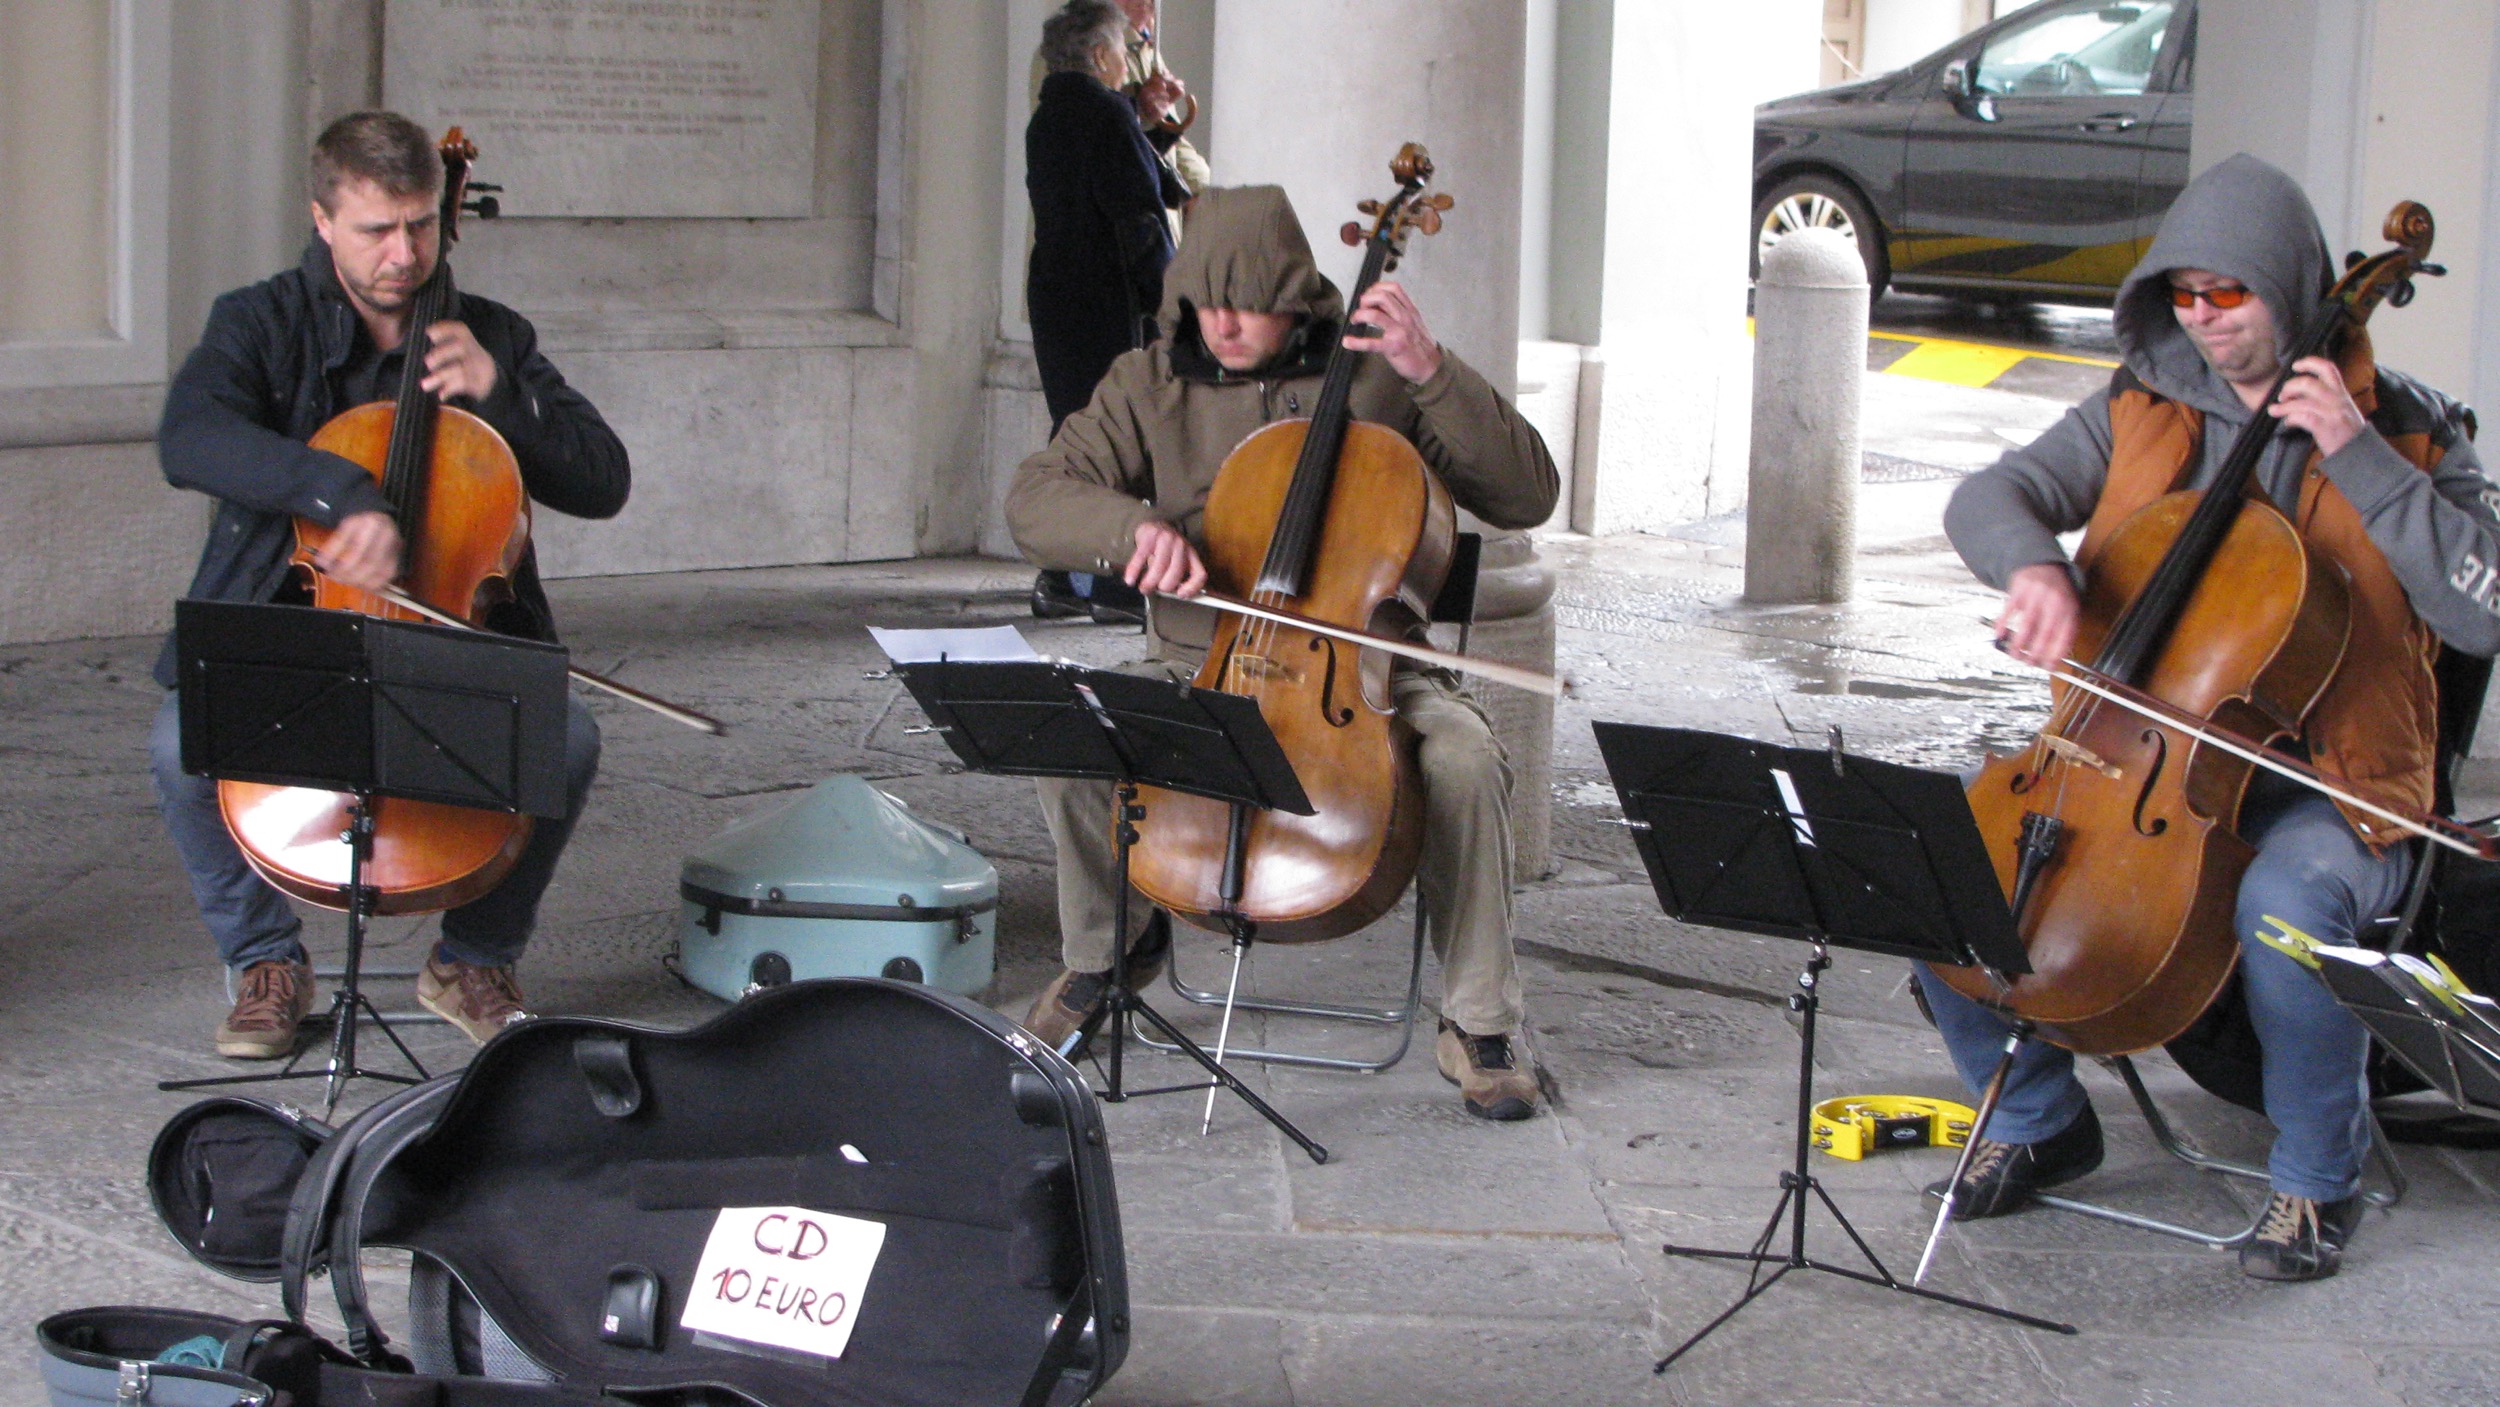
[1920,155,2500,1281]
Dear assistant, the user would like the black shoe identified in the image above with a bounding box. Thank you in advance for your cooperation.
[1924,1103,2104,1220]
[1085,576,1147,626]
[2239,1191,2364,1281]
[1031,570,1088,619]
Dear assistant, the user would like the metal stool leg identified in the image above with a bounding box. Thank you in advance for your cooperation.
[2026,1055,2403,1249]
[1139,894,1429,1072]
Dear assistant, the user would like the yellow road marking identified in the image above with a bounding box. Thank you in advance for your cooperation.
[1867,329,2119,368]
[1880,339,2031,387]
[1743,319,2122,389]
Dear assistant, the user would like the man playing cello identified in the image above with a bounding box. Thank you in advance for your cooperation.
[151,112,628,1058]
[1924,155,2500,1280]
[1007,184,1559,1120]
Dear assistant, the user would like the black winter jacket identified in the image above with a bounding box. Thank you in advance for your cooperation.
[153,239,629,686]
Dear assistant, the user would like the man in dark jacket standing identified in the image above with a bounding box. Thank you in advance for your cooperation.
[1008,185,1558,1120]
[151,111,629,1058]
[1920,155,2500,1280]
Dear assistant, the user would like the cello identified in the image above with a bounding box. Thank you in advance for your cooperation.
[1126,144,1459,944]
[1938,202,2452,1055]
[218,131,600,916]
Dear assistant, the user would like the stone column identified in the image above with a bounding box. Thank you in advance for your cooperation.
[1209,0,1554,880]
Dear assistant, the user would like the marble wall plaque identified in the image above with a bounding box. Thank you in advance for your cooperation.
[385,0,821,218]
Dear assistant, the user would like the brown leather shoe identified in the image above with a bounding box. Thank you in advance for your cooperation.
[215,959,315,1059]
[1023,967,1113,1054]
[1021,914,1174,1055]
[418,956,531,1046]
[1436,1020,1540,1121]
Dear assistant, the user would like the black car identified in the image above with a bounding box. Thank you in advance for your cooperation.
[1753,0,2195,303]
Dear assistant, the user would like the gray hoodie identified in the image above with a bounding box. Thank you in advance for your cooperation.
[1943,154,2500,656]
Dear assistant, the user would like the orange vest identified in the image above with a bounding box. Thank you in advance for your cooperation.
[2074,331,2444,851]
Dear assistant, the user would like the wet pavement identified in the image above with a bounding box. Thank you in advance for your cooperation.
[4,368,2497,1406]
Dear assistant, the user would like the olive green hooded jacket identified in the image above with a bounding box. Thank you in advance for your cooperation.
[1006,184,1559,652]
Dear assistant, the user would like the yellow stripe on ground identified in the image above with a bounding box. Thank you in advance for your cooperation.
[1866,329,2118,369]
[1880,338,2031,387]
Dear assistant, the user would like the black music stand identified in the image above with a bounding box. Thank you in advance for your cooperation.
[893,658,1332,1163]
[1591,722,2074,1372]
[2314,944,2500,1119]
[161,600,570,1114]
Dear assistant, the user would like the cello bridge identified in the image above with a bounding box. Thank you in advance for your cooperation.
[1227,654,1297,685]
[2040,733,2121,780]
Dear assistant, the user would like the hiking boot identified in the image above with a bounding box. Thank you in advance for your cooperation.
[1436,1020,1540,1121]
[1021,913,1173,1056]
[2240,1190,2365,1282]
[1924,1103,2104,1219]
[418,956,531,1046]
[215,958,315,1059]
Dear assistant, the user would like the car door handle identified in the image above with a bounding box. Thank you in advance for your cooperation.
[2079,114,2140,133]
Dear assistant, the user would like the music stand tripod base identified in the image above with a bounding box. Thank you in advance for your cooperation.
[159,797,430,1114]
[1590,723,2075,1372]
[890,658,1330,1164]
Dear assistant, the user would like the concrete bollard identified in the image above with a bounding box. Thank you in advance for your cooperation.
[1744,227,1868,605]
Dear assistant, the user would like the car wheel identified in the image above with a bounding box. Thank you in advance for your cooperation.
[1752,174,1888,298]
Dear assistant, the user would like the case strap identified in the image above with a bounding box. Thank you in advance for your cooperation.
[279,1084,423,1323]
[1018,1278,1095,1407]
[573,1034,644,1117]
[325,1091,449,1367]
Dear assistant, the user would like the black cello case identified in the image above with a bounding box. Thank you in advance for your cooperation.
[115,978,1126,1407]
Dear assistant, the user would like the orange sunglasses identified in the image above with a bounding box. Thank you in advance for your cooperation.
[2168,284,2254,309]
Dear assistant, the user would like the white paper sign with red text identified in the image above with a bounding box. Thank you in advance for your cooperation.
[680,1206,887,1359]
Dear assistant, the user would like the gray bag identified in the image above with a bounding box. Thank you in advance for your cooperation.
[36,1309,281,1407]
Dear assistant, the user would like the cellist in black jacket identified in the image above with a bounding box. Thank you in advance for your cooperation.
[150,112,628,1060]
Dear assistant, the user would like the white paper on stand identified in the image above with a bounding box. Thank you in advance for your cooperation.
[866,625,1040,664]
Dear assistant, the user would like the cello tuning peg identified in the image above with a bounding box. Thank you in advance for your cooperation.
[1415,209,1442,235]
[1340,221,1365,247]
[466,182,503,193]
[1356,199,1384,216]
[462,195,501,219]
[1428,193,1453,210]
[2346,249,2367,270]
[2422,262,2448,277]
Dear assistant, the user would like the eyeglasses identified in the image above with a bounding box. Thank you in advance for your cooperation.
[2168,284,2254,310]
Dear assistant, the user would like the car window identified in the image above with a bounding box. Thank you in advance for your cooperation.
[1974,2,2176,97]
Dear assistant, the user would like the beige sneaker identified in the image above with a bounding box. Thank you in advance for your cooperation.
[417,956,531,1045]
[215,959,315,1059]
[1436,1020,1540,1121]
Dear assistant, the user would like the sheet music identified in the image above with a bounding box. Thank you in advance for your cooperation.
[866,625,1040,664]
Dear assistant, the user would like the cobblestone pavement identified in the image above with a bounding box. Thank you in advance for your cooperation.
[5,372,2496,1405]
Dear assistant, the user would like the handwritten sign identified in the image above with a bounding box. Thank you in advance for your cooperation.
[680,1206,886,1359]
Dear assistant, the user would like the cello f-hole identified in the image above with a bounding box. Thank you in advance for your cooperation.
[1312,635,1355,727]
[2131,728,2171,837]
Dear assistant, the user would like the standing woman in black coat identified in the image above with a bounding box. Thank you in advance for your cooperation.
[1026,0,1183,431]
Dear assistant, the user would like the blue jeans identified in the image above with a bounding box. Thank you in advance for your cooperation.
[1916,779,2409,1201]
[149,690,601,972]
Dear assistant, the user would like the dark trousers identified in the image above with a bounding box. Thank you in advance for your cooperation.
[149,690,600,972]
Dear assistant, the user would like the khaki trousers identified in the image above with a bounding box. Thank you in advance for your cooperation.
[1033,661,1524,1036]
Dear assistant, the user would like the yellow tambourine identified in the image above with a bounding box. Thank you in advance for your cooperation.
[1810,1095,1976,1161]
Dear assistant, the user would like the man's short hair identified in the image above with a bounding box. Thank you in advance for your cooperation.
[1039,0,1127,76]
[310,111,441,211]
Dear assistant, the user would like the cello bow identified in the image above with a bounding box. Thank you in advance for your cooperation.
[1159,588,1562,697]
[375,586,728,735]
